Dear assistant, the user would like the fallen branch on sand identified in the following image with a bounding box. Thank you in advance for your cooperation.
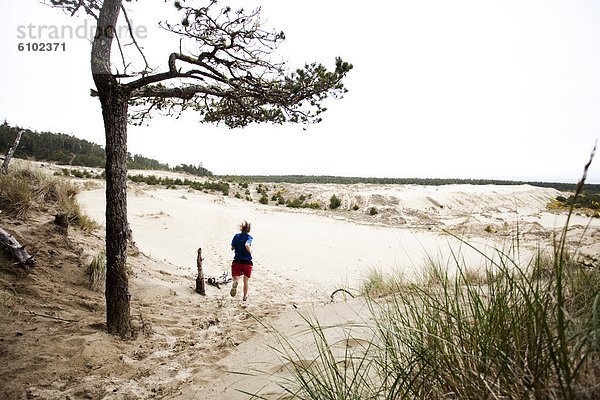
[0,227,35,268]
[330,288,355,302]
[206,271,232,289]
[25,309,78,323]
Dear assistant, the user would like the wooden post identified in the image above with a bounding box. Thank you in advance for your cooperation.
[1,130,24,175]
[195,247,206,295]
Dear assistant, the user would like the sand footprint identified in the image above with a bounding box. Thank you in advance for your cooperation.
[269,359,314,374]
[331,337,370,349]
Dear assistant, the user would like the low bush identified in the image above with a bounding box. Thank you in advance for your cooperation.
[329,194,342,209]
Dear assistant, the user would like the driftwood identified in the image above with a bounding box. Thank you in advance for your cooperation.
[1,130,24,175]
[206,271,232,289]
[195,247,205,295]
[0,227,35,268]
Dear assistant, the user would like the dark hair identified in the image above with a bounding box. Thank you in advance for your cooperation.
[240,221,251,233]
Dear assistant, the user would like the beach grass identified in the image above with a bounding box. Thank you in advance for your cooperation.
[266,231,599,399]
[0,166,99,231]
[265,150,599,399]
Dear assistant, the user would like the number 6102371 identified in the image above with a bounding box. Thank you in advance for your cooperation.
[18,42,66,52]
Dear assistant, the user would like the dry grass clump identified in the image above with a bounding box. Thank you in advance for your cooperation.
[0,175,35,218]
[86,252,106,292]
[360,267,405,298]
[0,167,99,232]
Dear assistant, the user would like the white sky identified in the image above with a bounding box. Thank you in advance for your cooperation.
[1,0,599,183]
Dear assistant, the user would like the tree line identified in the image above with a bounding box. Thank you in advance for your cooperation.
[219,174,600,193]
[0,121,212,176]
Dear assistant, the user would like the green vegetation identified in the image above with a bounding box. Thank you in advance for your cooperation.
[219,173,600,193]
[369,206,378,215]
[128,174,229,196]
[555,193,600,211]
[0,121,212,175]
[0,167,99,232]
[329,194,342,209]
[259,193,269,204]
[57,168,104,179]
[173,163,213,177]
[256,184,268,195]
[286,195,321,209]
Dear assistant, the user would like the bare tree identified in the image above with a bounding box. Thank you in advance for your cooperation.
[1,130,25,175]
[46,0,352,337]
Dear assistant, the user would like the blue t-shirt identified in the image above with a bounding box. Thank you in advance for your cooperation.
[231,233,253,262]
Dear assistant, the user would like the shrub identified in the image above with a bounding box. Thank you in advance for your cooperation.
[369,207,378,215]
[329,194,342,209]
[259,193,269,204]
[286,198,304,208]
[352,204,360,211]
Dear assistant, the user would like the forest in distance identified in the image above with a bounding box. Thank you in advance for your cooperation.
[0,121,212,176]
[2,120,599,194]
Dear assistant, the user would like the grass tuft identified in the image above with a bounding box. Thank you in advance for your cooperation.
[86,252,106,292]
[0,166,99,232]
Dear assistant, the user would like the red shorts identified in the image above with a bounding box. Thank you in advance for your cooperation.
[231,261,252,278]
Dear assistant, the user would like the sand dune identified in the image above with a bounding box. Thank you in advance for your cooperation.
[77,180,577,296]
[2,162,599,399]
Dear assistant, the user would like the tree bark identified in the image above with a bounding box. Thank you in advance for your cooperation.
[195,247,206,295]
[1,130,24,175]
[0,227,35,268]
[91,0,132,338]
[100,88,132,337]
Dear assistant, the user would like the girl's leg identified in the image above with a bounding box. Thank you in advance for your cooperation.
[242,275,249,300]
[230,275,240,297]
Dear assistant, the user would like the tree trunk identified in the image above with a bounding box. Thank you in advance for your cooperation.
[100,87,132,337]
[1,130,24,175]
[91,0,131,338]
[196,247,206,295]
